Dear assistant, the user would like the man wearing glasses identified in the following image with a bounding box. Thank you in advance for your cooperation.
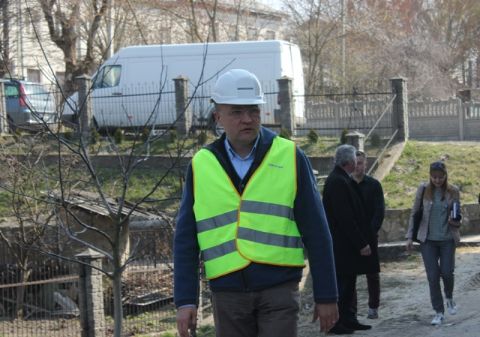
[174,69,338,337]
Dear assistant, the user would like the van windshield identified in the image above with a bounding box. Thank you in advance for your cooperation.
[93,65,121,88]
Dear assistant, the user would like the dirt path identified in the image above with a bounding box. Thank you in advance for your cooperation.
[298,246,480,337]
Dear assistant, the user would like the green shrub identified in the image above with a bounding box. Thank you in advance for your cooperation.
[63,130,73,140]
[197,325,216,337]
[169,129,178,143]
[114,128,124,144]
[370,133,381,147]
[160,332,176,337]
[279,128,291,139]
[307,129,318,143]
[90,128,100,144]
[141,128,150,142]
[340,128,349,144]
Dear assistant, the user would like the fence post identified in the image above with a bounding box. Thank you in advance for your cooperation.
[75,75,93,142]
[346,131,365,151]
[390,77,409,141]
[0,83,9,134]
[277,76,294,136]
[174,76,192,136]
[458,98,464,141]
[76,249,106,337]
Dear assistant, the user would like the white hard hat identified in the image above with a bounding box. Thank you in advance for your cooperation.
[211,69,265,105]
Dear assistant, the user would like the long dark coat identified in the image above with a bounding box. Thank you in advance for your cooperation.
[322,166,380,275]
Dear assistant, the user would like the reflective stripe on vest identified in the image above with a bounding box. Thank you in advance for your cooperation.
[192,136,305,279]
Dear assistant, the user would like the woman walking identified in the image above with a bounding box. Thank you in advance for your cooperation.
[406,161,461,325]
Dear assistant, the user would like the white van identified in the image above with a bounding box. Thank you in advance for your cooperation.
[62,40,305,130]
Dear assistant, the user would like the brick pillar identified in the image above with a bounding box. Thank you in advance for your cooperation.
[76,249,105,337]
[174,76,192,136]
[277,77,295,136]
[390,77,409,141]
[75,75,93,142]
[0,83,9,134]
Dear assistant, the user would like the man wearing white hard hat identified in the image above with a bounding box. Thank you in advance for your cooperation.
[174,69,338,337]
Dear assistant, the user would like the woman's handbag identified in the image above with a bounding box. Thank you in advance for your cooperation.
[412,186,426,242]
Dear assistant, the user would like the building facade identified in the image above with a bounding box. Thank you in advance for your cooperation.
[1,0,289,88]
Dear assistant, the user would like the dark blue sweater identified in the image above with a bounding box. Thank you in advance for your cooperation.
[173,127,338,307]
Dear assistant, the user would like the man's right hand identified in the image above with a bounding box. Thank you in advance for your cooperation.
[406,239,413,251]
[176,306,197,337]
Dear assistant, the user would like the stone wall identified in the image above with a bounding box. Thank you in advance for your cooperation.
[406,99,480,141]
[379,203,480,243]
[305,96,480,141]
[308,156,376,177]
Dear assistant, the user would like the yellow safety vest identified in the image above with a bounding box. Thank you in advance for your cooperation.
[192,136,305,279]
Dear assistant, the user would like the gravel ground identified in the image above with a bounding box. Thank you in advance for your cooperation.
[298,246,480,337]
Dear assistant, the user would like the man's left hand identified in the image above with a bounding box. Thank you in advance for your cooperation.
[311,302,339,333]
[448,219,461,228]
[360,244,371,256]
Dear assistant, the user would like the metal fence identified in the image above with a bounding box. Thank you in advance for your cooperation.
[298,82,400,177]
[0,228,176,337]
[300,84,395,138]
[59,80,279,132]
[0,259,81,337]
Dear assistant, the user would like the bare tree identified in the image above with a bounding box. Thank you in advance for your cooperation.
[37,0,110,95]
[0,42,219,334]
[284,0,480,98]
[133,0,278,43]
[0,134,58,318]
[415,0,480,87]
[0,0,11,77]
[284,0,344,94]
[345,0,480,97]
[0,123,195,336]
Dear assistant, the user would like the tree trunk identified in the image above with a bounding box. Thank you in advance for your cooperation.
[0,0,10,77]
[15,268,31,319]
[112,267,123,337]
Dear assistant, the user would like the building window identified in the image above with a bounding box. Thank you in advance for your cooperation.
[265,30,276,40]
[228,24,240,41]
[55,72,65,87]
[247,27,258,40]
[27,69,41,83]
[159,26,172,44]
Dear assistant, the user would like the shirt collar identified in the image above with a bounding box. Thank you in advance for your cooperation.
[224,136,259,161]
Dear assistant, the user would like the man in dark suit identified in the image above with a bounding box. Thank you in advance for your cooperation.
[352,150,384,319]
[322,144,379,335]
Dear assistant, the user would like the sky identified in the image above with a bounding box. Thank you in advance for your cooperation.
[259,0,283,10]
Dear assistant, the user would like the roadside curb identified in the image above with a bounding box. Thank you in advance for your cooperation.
[378,234,480,261]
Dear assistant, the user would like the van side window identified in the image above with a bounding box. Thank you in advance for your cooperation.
[93,65,121,88]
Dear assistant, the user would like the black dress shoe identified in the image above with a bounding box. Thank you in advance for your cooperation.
[343,320,372,330]
[329,323,354,335]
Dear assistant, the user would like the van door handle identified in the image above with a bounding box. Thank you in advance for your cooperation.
[112,92,123,96]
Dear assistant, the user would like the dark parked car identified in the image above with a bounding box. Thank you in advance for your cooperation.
[1,78,57,131]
